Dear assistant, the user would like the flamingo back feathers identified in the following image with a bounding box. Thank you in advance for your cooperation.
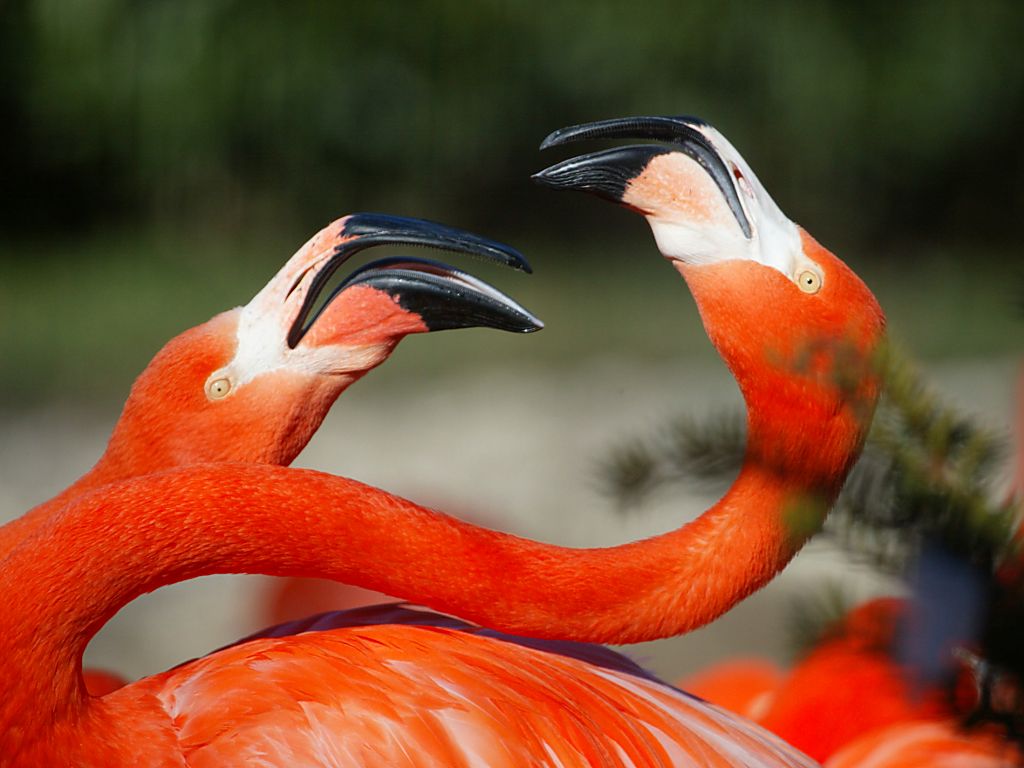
[104,621,817,767]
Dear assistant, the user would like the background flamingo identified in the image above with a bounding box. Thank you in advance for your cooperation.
[825,721,1019,768]
[645,353,1024,762]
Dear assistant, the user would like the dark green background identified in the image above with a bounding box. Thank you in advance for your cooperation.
[1,1,1021,402]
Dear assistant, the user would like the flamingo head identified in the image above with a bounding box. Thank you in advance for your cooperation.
[106,214,540,472]
[535,116,886,485]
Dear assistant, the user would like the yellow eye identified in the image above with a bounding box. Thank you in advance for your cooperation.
[206,377,232,400]
[796,269,822,294]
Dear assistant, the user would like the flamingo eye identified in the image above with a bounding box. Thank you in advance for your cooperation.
[796,269,822,294]
[206,376,233,400]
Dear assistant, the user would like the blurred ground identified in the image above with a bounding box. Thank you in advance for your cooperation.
[0,354,1014,683]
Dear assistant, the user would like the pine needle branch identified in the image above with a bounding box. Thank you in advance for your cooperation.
[601,344,1016,573]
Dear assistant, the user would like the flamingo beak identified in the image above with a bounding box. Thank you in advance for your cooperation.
[296,255,542,345]
[281,213,540,348]
[532,115,752,239]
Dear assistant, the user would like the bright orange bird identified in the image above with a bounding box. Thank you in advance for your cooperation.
[675,600,951,762]
[2,116,885,765]
[758,598,952,762]
[0,212,538,557]
[1,213,537,694]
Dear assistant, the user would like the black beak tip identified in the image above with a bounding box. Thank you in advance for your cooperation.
[337,262,544,337]
[538,130,566,151]
[532,145,671,203]
[464,238,532,274]
[530,161,626,203]
[422,311,543,335]
[538,115,710,151]
[529,167,563,189]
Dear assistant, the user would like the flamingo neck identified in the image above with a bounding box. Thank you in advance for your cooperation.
[2,375,868,745]
[0,368,356,560]
[2,250,883,748]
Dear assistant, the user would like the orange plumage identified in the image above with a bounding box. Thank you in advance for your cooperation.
[825,721,1019,768]
[1,118,888,765]
[682,659,785,721]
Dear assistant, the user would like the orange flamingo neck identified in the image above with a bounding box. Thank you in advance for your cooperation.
[3,373,871,744]
[0,318,363,559]
[2,245,885,750]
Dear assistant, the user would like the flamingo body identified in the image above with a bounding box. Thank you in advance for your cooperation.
[80,614,816,767]
[824,720,1019,768]
[759,599,948,762]
[676,599,954,762]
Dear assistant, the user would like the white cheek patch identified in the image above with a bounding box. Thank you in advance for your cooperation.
[207,302,392,394]
[648,217,749,267]
[646,124,809,281]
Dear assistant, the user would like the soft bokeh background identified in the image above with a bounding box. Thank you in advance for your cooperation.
[1,1,1020,682]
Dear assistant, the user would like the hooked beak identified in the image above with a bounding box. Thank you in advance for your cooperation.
[244,213,539,350]
[301,256,541,338]
[533,115,752,239]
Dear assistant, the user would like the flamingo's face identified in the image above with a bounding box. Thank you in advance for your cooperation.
[534,116,884,379]
[112,214,540,469]
[535,116,885,485]
[533,117,831,296]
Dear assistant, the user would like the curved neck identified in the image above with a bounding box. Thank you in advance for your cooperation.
[0,477,105,560]
[0,438,196,561]
[0,372,357,560]
[3,395,862,741]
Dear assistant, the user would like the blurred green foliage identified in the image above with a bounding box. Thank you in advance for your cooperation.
[3,0,1023,246]
[0,1,1021,403]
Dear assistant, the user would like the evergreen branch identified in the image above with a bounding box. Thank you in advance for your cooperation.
[598,342,1023,737]
[600,411,745,510]
[600,343,1016,571]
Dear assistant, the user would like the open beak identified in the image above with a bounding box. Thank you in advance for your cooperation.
[300,256,541,337]
[243,213,540,351]
[532,115,752,239]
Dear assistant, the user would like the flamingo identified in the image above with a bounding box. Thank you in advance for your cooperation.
[1,213,538,693]
[539,118,1020,763]
[676,601,991,762]
[2,115,885,765]
[756,598,950,761]
[677,571,1023,766]
[0,212,538,558]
